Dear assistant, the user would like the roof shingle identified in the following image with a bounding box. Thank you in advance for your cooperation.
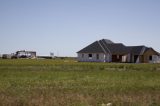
[77,41,105,53]
[77,39,159,55]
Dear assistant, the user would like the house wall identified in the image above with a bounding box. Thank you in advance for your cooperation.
[78,50,160,63]
[111,54,131,63]
[112,55,123,62]
[150,55,160,63]
[143,49,159,63]
[136,56,140,63]
[130,54,134,63]
[126,54,131,62]
[77,53,107,62]
[122,55,128,62]
[130,55,140,63]
[105,53,111,62]
[138,56,143,63]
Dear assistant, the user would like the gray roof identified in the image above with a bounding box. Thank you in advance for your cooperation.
[77,39,127,54]
[104,43,127,55]
[77,39,159,55]
[77,41,105,53]
[127,46,146,55]
[102,39,114,44]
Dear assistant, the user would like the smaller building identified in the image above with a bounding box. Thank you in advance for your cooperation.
[2,54,12,59]
[15,50,36,59]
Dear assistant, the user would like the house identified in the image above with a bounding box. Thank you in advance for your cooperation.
[77,39,160,63]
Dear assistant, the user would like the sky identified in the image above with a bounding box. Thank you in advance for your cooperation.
[0,0,160,57]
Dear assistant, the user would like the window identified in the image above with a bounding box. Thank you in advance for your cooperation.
[88,54,92,59]
[96,54,99,59]
[88,54,92,57]
[82,54,84,58]
[149,56,152,61]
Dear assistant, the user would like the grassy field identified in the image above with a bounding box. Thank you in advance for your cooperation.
[0,59,160,106]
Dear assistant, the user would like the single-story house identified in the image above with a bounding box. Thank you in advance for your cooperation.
[77,39,160,63]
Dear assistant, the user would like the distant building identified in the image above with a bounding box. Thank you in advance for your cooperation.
[2,54,12,59]
[77,39,160,63]
[15,50,36,59]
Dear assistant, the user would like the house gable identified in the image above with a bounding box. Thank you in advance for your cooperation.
[142,48,160,63]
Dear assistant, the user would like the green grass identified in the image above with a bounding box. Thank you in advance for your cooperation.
[0,59,160,106]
